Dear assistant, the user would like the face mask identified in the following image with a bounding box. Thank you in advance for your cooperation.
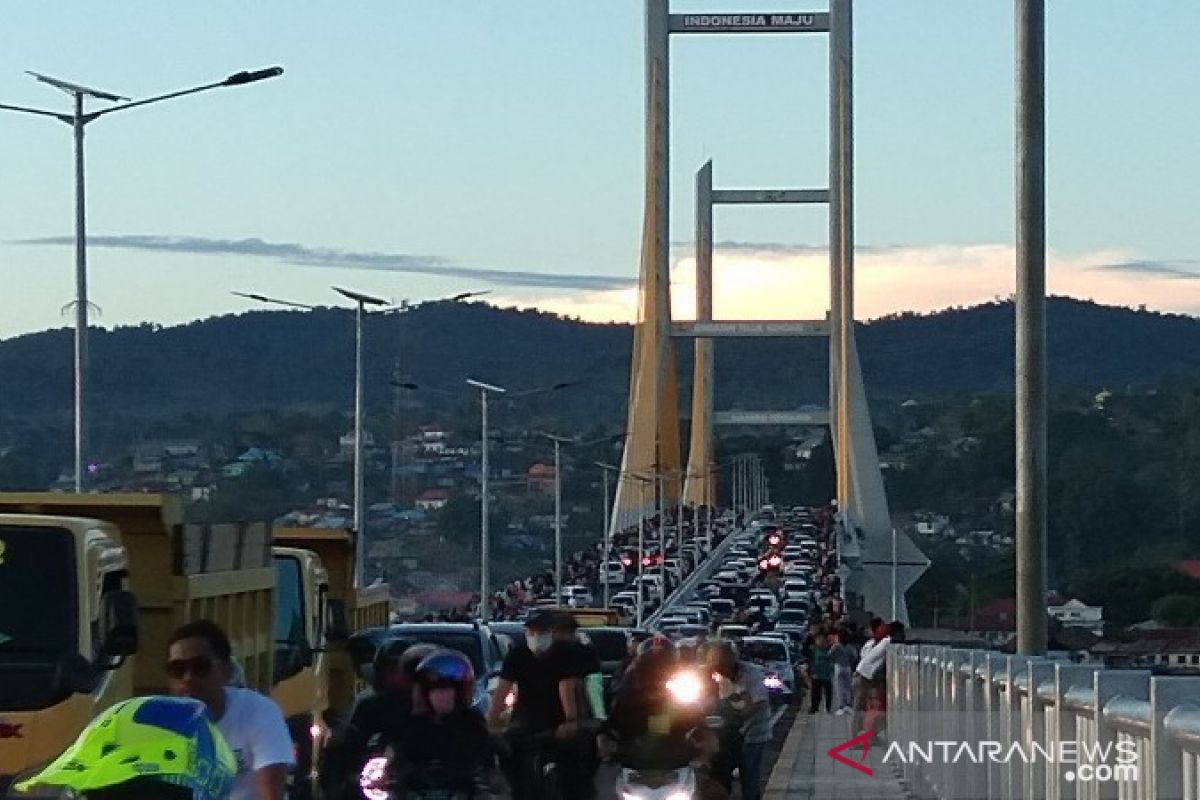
[527,633,553,654]
[428,687,457,716]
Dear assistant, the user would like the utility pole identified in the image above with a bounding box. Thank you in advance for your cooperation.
[1015,0,1048,656]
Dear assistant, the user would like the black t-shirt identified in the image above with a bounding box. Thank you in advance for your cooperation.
[400,709,492,774]
[560,639,602,676]
[500,643,586,733]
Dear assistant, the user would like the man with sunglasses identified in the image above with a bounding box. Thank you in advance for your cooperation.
[166,619,294,800]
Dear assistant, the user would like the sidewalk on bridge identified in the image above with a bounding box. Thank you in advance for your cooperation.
[764,712,911,800]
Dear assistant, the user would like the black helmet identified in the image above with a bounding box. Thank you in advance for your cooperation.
[414,649,476,709]
[637,634,677,659]
[395,642,440,682]
[372,638,412,689]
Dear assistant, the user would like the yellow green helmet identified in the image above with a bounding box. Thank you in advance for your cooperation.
[15,696,235,799]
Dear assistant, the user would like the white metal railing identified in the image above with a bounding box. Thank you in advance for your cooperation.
[887,645,1200,800]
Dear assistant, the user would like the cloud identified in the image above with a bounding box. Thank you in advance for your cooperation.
[13,234,636,292]
[1091,259,1200,280]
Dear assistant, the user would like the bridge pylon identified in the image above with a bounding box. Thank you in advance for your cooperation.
[614,0,928,624]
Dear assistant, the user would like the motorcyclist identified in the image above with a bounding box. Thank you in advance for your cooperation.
[551,611,606,720]
[320,640,440,800]
[14,695,236,800]
[606,635,706,771]
[350,640,439,741]
[395,649,494,795]
[487,609,587,798]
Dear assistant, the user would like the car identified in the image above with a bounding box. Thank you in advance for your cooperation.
[602,561,628,585]
[716,624,751,643]
[671,624,710,640]
[379,622,506,713]
[781,598,811,614]
[663,558,683,582]
[708,598,735,621]
[488,620,526,652]
[740,636,796,701]
[657,615,689,630]
[611,592,640,612]
[748,595,778,617]
[561,585,595,607]
[783,579,810,598]
[680,606,711,626]
[774,609,809,631]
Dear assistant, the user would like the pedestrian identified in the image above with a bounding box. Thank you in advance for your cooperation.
[829,628,856,715]
[808,631,833,713]
[853,618,891,735]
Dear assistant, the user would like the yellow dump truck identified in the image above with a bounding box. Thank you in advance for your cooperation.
[270,527,390,794]
[0,495,390,798]
[0,493,275,795]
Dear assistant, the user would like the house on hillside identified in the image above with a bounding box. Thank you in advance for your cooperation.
[415,488,450,511]
[1047,598,1105,637]
[221,447,283,478]
[527,463,556,493]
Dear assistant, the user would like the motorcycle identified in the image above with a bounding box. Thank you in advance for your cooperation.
[357,738,491,800]
[610,669,718,800]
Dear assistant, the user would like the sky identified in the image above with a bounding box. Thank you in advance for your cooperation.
[1,1,1198,341]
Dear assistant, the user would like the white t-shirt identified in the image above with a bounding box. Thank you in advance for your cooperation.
[856,636,890,680]
[213,687,295,800]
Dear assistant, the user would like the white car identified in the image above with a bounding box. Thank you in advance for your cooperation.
[741,636,796,700]
[602,561,628,585]
[561,585,594,607]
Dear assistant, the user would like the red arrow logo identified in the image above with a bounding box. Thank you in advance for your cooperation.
[827,730,874,776]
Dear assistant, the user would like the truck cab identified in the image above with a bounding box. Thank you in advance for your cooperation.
[0,514,138,793]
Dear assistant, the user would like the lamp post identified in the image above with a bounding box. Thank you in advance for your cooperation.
[466,380,578,620]
[539,432,573,602]
[595,461,620,607]
[467,379,507,621]
[626,472,653,629]
[333,287,389,587]
[4,66,283,492]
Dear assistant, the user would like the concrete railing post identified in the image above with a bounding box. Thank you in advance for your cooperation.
[983,654,1009,800]
[1004,656,1031,799]
[1051,665,1096,800]
[1150,677,1200,800]
[1094,671,1149,800]
[1026,660,1055,800]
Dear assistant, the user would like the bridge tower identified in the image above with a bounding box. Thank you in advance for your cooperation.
[613,0,928,623]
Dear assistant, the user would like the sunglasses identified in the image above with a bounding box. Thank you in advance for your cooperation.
[165,656,217,680]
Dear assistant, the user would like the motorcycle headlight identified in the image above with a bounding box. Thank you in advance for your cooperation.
[358,756,390,800]
[666,670,704,705]
[764,674,784,691]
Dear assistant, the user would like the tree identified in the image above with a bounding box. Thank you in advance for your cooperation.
[1151,594,1200,627]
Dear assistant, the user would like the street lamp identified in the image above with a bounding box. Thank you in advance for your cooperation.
[538,432,573,603]
[624,472,653,629]
[467,378,506,623]
[333,287,389,588]
[466,380,578,620]
[537,431,626,605]
[595,461,620,607]
[4,66,283,492]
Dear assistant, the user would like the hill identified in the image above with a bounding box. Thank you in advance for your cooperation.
[1,297,1198,426]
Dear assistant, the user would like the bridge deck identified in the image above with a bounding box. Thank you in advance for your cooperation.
[766,714,909,800]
